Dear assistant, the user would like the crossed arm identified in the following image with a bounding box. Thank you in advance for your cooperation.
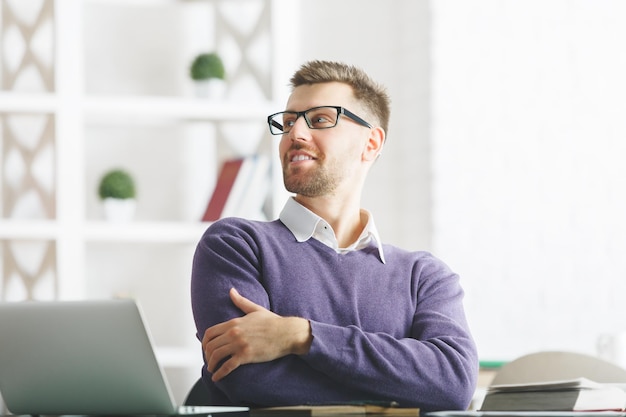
[192,219,478,409]
[202,287,313,382]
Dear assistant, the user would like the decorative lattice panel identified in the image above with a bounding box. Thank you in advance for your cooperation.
[215,0,272,100]
[1,240,57,300]
[1,113,56,219]
[1,0,57,301]
[213,0,274,158]
[1,0,55,91]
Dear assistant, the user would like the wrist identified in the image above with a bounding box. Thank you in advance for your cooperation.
[287,316,312,355]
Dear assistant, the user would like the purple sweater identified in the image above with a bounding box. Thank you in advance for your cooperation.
[191,217,478,411]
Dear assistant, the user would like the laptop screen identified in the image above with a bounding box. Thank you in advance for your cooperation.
[0,299,179,415]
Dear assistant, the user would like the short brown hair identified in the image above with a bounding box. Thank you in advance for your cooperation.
[290,60,391,138]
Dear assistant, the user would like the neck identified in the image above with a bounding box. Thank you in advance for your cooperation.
[295,193,365,248]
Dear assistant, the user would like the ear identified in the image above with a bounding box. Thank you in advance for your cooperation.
[362,126,385,162]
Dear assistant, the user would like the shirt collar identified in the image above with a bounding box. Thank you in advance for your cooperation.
[279,197,386,264]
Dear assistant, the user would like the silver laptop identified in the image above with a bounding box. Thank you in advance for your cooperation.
[0,299,248,416]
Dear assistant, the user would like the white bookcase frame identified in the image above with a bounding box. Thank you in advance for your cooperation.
[0,0,298,401]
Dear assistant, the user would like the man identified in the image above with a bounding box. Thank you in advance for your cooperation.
[191,60,478,411]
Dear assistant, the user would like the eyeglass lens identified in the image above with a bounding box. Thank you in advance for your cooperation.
[269,106,340,135]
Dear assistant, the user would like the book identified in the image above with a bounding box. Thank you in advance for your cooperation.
[480,377,626,412]
[222,154,270,220]
[236,154,271,220]
[250,404,420,417]
[220,156,258,219]
[202,154,271,222]
[202,158,245,221]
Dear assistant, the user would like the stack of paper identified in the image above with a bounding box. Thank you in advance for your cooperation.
[480,377,626,412]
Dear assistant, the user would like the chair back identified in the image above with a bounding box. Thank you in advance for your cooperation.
[184,378,212,406]
[491,351,626,385]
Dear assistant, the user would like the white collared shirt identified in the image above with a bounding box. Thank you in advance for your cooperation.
[279,197,386,264]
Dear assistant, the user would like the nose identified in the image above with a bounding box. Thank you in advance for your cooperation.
[287,114,312,141]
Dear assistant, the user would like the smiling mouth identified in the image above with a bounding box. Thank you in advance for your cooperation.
[291,154,314,162]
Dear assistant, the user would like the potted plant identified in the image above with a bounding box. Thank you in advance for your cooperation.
[98,169,137,222]
[189,52,226,98]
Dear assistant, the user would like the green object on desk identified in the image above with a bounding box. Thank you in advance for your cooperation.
[479,360,506,369]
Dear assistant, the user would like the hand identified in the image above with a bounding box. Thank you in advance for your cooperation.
[202,288,312,381]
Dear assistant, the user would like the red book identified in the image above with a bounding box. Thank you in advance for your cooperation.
[201,158,245,221]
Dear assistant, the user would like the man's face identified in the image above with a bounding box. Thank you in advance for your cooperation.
[278,82,371,197]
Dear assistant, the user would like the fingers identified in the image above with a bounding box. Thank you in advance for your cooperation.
[203,334,227,372]
[229,287,264,314]
[201,321,226,354]
[203,324,252,381]
[201,289,270,381]
[206,344,240,381]
[211,356,241,382]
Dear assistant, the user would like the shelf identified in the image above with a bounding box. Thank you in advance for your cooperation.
[0,92,58,113]
[0,220,209,243]
[84,96,279,122]
[0,92,279,123]
[84,221,208,243]
[0,0,292,401]
[0,220,59,239]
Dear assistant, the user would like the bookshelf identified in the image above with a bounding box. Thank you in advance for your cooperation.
[0,0,297,402]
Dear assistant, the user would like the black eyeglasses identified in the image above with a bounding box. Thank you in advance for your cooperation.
[267,106,372,135]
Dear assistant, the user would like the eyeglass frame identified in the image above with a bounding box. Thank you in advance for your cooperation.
[267,105,373,135]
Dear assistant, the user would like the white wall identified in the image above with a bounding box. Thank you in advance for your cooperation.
[299,0,626,362]
[295,0,433,250]
[55,0,626,370]
[431,0,626,360]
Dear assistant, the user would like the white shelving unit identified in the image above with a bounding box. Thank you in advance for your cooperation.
[1,0,297,402]
[84,96,277,120]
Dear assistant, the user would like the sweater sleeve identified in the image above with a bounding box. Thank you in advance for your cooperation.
[191,219,478,411]
[302,255,478,411]
[191,220,369,406]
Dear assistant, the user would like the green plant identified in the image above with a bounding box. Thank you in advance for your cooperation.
[98,169,136,200]
[189,52,225,81]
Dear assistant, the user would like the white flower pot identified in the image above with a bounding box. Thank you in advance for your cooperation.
[194,79,227,99]
[103,198,136,222]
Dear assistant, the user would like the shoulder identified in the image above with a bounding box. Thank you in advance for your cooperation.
[199,217,290,248]
[203,216,289,235]
[384,245,460,284]
[205,216,281,234]
[385,246,452,269]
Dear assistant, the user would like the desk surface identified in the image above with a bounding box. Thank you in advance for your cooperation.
[2,413,626,417]
[426,412,626,417]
